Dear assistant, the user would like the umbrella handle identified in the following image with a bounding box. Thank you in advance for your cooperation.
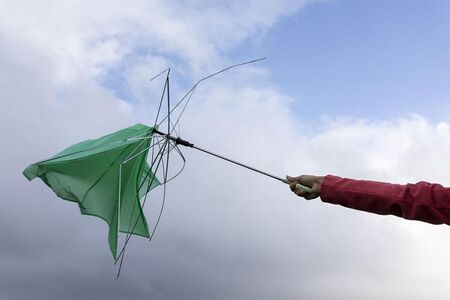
[282,179,313,193]
[294,183,313,193]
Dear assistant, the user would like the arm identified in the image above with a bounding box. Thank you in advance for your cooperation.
[287,175,450,225]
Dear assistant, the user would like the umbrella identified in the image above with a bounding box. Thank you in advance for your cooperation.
[23,123,161,259]
[23,59,312,276]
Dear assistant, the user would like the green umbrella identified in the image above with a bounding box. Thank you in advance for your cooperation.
[23,123,160,259]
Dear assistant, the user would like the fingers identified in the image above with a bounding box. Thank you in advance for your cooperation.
[295,186,317,200]
[295,188,307,197]
[287,175,310,186]
[290,180,311,198]
[287,175,308,191]
[304,191,318,200]
[287,174,320,200]
[289,182,297,192]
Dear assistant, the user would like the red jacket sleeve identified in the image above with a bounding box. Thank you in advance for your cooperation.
[320,175,450,225]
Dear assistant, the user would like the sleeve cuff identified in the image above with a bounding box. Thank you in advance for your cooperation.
[319,174,344,204]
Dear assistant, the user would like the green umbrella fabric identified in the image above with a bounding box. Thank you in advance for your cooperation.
[23,123,160,259]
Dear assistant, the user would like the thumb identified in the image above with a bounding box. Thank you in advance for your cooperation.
[286,175,300,182]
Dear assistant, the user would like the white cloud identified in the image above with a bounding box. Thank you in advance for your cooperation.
[0,0,313,83]
[163,90,450,300]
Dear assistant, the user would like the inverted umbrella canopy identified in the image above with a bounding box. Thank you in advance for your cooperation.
[23,123,160,259]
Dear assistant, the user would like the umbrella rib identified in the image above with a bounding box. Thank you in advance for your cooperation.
[120,86,172,248]
[120,141,164,240]
[149,128,170,242]
[153,70,170,128]
[122,140,164,239]
[115,139,169,278]
[159,141,186,184]
[32,135,152,165]
[79,132,160,207]
[149,68,170,82]
[161,85,196,137]
[79,144,133,206]
[123,138,166,164]
[115,138,168,260]
[117,135,173,278]
[157,58,266,127]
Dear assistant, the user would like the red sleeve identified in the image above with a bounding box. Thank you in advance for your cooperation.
[320,175,450,225]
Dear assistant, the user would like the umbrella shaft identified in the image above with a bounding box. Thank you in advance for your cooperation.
[191,146,312,193]
[153,129,286,184]
[192,145,287,184]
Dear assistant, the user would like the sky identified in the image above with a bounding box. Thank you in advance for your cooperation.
[1,0,450,299]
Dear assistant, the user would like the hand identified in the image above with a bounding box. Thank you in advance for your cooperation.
[286,175,324,200]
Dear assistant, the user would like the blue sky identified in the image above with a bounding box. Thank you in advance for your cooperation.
[98,0,450,123]
[233,0,450,122]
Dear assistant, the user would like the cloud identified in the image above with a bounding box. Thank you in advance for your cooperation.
[1,1,450,300]
[0,0,313,83]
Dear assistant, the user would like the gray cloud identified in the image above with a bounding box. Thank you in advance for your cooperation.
[1,1,450,300]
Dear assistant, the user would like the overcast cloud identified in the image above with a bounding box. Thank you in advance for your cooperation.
[1,1,450,299]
